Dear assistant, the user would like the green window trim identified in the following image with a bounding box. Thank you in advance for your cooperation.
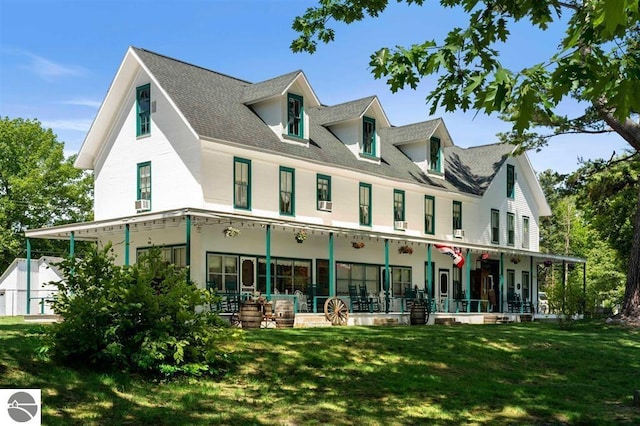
[137,161,151,210]
[393,189,405,225]
[429,137,442,173]
[316,174,332,208]
[452,200,462,231]
[287,93,304,139]
[424,195,435,235]
[359,183,372,226]
[233,157,251,210]
[507,164,515,199]
[136,84,151,137]
[522,216,530,248]
[507,212,515,246]
[362,117,376,157]
[491,209,500,244]
[279,166,295,216]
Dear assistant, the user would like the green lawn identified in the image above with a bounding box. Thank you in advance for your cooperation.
[1,316,639,425]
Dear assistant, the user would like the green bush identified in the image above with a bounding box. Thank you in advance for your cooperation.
[43,243,237,378]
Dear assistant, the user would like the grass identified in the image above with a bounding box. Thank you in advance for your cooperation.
[1,316,639,425]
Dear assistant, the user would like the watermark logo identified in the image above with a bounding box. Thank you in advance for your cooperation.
[0,389,41,425]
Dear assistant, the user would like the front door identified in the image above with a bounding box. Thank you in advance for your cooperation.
[240,257,257,294]
[439,269,450,312]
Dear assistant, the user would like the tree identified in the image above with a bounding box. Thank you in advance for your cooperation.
[291,0,640,320]
[0,117,93,271]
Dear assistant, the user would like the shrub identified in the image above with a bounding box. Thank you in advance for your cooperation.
[43,243,237,378]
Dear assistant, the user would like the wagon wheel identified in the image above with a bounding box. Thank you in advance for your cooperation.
[324,296,349,326]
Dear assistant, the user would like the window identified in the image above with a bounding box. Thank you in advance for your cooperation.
[424,195,435,234]
[429,137,441,172]
[491,209,500,244]
[336,262,380,296]
[234,157,251,210]
[452,201,462,230]
[392,267,412,296]
[136,84,151,136]
[206,253,238,292]
[507,269,515,300]
[522,271,530,302]
[393,189,405,224]
[359,183,372,226]
[362,117,376,156]
[138,245,186,268]
[137,162,151,209]
[507,164,515,199]
[317,174,331,208]
[287,93,304,138]
[522,216,530,248]
[507,212,515,246]
[315,259,330,296]
[452,267,462,299]
[258,257,311,294]
[279,166,295,215]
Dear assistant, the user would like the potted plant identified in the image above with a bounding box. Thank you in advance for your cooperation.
[223,226,240,237]
[352,241,365,249]
[511,255,522,264]
[295,230,307,243]
[398,245,413,255]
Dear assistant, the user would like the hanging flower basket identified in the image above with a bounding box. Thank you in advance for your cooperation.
[352,241,365,249]
[511,255,522,264]
[295,230,307,243]
[543,260,553,267]
[398,245,413,255]
[223,226,240,237]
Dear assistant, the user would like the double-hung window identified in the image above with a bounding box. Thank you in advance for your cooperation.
[359,183,372,226]
[522,216,530,248]
[507,212,515,246]
[234,157,251,210]
[137,162,151,210]
[136,84,151,136]
[287,93,304,138]
[507,164,515,199]
[393,190,405,225]
[491,209,500,244]
[429,137,441,172]
[424,195,435,234]
[452,201,462,231]
[279,166,295,215]
[362,117,376,156]
[317,174,331,209]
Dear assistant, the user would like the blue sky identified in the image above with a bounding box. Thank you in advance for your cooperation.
[0,0,630,174]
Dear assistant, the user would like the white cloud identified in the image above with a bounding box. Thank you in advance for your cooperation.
[41,119,93,132]
[62,98,101,108]
[14,50,87,80]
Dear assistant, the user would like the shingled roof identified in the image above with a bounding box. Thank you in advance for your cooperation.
[445,143,514,195]
[380,119,441,145]
[132,47,511,196]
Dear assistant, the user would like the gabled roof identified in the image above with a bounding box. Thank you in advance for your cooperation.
[381,119,441,145]
[445,143,514,196]
[0,256,65,287]
[311,96,377,126]
[242,70,302,104]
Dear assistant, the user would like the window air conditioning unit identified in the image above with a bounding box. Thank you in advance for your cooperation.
[394,221,408,230]
[135,199,150,211]
[318,200,333,211]
[454,229,465,238]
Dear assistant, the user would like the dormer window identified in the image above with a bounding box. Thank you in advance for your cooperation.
[287,93,304,138]
[362,117,376,157]
[429,137,441,172]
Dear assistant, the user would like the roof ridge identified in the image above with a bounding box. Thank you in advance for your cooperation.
[131,46,253,84]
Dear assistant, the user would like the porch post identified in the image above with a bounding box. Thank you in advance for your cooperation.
[465,249,471,312]
[384,239,390,313]
[26,238,31,315]
[582,262,587,314]
[185,215,191,282]
[124,223,130,266]
[69,231,75,278]
[329,232,335,297]
[266,225,272,299]
[427,243,432,300]
[562,260,566,313]
[499,252,504,312]
[529,256,534,302]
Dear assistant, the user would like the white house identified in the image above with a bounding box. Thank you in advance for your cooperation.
[25,47,584,323]
[0,257,63,316]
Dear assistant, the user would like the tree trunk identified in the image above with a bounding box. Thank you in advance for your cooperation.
[622,186,640,319]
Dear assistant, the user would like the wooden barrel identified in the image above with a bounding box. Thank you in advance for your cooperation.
[240,302,262,329]
[410,302,426,325]
[273,299,295,328]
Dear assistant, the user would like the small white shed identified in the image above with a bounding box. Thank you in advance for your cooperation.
[0,257,64,316]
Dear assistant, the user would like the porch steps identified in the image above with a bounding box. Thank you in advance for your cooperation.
[484,315,514,324]
[434,317,461,326]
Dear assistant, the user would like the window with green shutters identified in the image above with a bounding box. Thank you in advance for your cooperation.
[362,117,376,156]
[234,157,251,210]
[287,93,303,138]
[359,183,372,226]
[424,195,435,234]
[136,84,151,136]
[279,166,295,215]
